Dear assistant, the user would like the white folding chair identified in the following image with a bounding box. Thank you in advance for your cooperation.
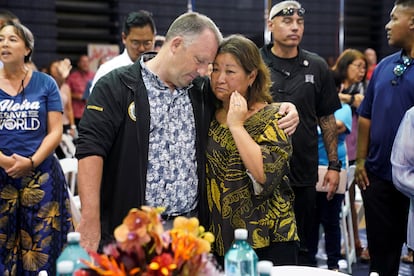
[340,164,357,274]
[59,133,76,158]
[59,158,81,226]
[59,157,78,195]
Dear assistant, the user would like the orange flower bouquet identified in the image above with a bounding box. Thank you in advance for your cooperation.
[81,206,221,276]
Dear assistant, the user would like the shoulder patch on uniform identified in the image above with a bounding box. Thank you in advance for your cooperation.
[128,102,136,121]
[87,105,104,112]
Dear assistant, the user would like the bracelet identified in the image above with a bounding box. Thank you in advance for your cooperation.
[70,125,76,129]
[28,156,35,170]
[328,160,342,172]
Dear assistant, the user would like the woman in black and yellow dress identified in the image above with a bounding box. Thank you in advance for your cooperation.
[206,34,299,266]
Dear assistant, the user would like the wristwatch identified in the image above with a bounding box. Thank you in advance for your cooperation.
[328,160,342,172]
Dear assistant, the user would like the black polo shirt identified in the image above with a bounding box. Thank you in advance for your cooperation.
[261,45,341,187]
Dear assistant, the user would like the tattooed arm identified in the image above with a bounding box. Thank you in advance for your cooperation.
[318,114,340,200]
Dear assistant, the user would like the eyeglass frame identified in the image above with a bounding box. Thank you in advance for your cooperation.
[349,62,367,71]
[271,7,306,19]
[130,39,154,49]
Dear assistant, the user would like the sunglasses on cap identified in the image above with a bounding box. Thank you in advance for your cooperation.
[391,55,412,85]
[393,55,412,77]
[272,7,306,19]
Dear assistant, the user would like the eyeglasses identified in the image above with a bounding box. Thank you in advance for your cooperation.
[393,55,412,77]
[272,7,306,19]
[350,63,366,71]
[130,40,153,48]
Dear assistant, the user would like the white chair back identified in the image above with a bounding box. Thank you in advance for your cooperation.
[347,165,356,190]
[59,157,81,227]
[59,133,76,158]
[340,164,357,273]
[59,157,78,195]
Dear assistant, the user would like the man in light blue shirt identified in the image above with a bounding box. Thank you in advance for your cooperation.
[391,106,414,256]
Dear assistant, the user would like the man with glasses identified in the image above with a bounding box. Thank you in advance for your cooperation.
[260,0,341,266]
[355,0,414,274]
[89,10,156,92]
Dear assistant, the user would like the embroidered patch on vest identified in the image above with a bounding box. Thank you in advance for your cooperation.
[87,105,103,112]
[305,74,314,84]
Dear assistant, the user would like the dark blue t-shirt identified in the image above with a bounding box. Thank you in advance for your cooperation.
[0,71,62,157]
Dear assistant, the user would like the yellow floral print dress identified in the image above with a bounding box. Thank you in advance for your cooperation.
[206,104,298,257]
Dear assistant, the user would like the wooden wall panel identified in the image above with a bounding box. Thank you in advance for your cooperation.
[1,0,57,69]
[195,0,263,45]
[299,0,339,61]
[1,0,396,69]
[55,0,118,64]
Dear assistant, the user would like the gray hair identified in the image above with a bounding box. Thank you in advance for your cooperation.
[395,0,414,7]
[165,12,222,47]
[0,21,34,62]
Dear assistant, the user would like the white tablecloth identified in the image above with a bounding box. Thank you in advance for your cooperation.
[272,265,348,275]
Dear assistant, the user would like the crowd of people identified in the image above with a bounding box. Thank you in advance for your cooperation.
[1,0,414,275]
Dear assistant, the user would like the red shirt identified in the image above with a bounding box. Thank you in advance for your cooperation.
[66,70,94,119]
[366,64,376,80]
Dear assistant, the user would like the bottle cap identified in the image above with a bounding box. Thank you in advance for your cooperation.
[234,228,248,240]
[67,231,81,242]
[57,260,74,273]
[258,260,273,273]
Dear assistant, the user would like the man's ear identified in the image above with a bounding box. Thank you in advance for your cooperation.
[169,36,184,54]
[410,15,414,30]
[267,19,273,31]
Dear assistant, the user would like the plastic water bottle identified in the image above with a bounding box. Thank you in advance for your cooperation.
[56,232,91,275]
[224,228,258,276]
[257,260,273,276]
[56,260,74,276]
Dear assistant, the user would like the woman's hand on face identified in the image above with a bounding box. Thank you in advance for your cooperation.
[227,91,247,129]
